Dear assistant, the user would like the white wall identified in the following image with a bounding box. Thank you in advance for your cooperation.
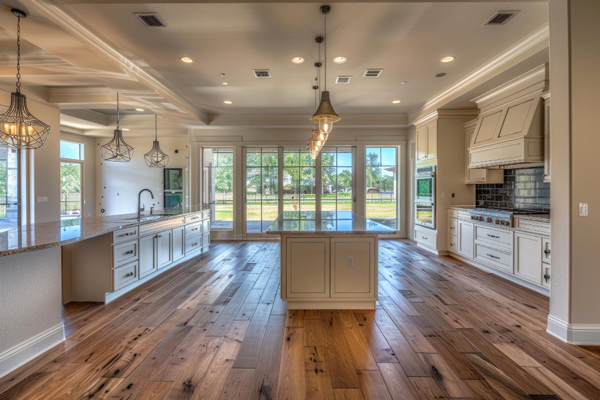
[96,136,189,216]
[60,132,96,218]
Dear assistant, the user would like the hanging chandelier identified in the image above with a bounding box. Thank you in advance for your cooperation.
[0,9,51,150]
[311,5,340,135]
[307,57,326,159]
[101,93,134,162]
[144,114,169,167]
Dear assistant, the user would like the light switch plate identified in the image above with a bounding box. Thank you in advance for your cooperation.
[579,203,588,216]
[37,196,48,203]
[441,192,446,199]
[347,256,354,267]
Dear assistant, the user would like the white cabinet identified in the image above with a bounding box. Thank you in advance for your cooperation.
[173,226,185,262]
[139,234,157,278]
[542,93,551,183]
[415,227,437,249]
[514,232,543,285]
[457,221,474,259]
[113,240,138,267]
[331,237,375,298]
[157,230,173,269]
[464,119,503,184]
[416,121,437,162]
[285,237,330,299]
[113,261,139,291]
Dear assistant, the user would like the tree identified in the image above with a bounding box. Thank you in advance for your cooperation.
[60,163,81,194]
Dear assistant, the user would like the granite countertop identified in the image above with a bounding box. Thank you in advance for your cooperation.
[266,211,396,235]
[0,206,210,258]
[513,214,551,223]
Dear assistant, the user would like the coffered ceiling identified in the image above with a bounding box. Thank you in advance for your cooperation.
[0,1,548,132]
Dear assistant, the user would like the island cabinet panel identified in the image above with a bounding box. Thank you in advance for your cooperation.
[457,221,474,259]
[173,226,185,261]
[139,235,157,278]
[286,238,330,298]
[113,260,139,291]
[157,230,173,269]
[331,238,374,297]
[514,232,543,285]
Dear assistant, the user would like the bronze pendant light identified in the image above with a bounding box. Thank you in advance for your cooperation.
[101,93,134,162]
[311,5,340,135]
[144,114,169,167]
[0,9,51,150]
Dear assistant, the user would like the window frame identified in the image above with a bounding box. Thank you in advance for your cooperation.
[59,139,85,220]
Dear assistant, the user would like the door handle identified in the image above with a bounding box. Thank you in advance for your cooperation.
[242,195,247,204]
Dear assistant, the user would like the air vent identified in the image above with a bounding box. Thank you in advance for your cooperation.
[336,76,352,84]
[363,69,383,78]
[253,69,272,79]
[484,11,519,25]
[135,13,167,28]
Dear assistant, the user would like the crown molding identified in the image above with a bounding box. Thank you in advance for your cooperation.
[207,112,409,128]
[23,0,208,125]
[408,23,549,125]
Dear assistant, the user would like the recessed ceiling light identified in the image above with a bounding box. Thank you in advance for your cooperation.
[436,72,447,78]
[135,108,144,112]
[224,100,233,105]
[333,56,347,64]
[291,57,305,64]
[180,56,193,64]
[222,82,228,85]
[392,100,401,104]
[122,128,130,131]
[401,81,407,85]
[441,56,455,63]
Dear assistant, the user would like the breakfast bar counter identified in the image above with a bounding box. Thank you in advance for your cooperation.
[266,211,395,309]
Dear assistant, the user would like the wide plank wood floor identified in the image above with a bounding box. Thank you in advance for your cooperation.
[2,240,600,399]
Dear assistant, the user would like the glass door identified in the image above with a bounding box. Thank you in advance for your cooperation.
[203,147,234,229]
[366,147,399,229]
[0,144,19,232]
[60,162,82,220]
[283,147,316,222]
[244,147,280,236]
[321,146,354,215]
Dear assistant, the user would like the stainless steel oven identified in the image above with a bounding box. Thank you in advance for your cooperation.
[415,165,435,229]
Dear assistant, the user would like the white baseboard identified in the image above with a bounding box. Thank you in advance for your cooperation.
[547,315,600,345]
[0,323,64,379]
[416,243,448,256]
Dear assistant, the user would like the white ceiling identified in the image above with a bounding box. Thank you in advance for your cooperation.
[0,1,548,129]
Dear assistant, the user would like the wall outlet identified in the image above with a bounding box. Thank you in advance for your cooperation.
[37,196,48,203]
[347,256,354,267]
[579,203,589,216]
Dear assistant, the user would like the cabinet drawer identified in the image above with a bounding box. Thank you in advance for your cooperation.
[113,226,138,243]
[113,240,138,267]
[448,234,458,253]
[514,218,551,236]
[448,218,458,234]
[475,225,512,247]
[542,238,551,264]
[113,261,138,291]
[448,209,458,219]
[185,223,202,238]
[415,229,436,249]
[475,243,512,273]
[185,213,203,224]
[185,237,202,254]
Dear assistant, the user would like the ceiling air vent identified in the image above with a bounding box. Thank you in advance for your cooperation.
[336,76,352,84]
[363,69,383,78]
[484,11,519,25]
[135,13,167,28]
[253,69,272,78]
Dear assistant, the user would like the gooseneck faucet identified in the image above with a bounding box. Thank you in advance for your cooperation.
[138,189,154,219]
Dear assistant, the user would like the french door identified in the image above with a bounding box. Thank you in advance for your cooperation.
[242,146,355,238]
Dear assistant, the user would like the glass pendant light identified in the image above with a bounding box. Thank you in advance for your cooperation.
[311,5,340,135]
[144,114,169,167]
[100,93,134,162]
[0,10,51,150]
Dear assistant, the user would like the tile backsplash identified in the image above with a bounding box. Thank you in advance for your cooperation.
[475,167,550,211]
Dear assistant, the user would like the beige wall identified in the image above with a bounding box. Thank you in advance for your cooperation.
[96,136,189,216]
[60,132,96,218]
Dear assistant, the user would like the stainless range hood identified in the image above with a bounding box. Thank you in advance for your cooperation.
[468,64,548,169]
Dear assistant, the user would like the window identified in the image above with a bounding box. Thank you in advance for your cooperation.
[283,147,316,216]
[366,147,398,229]
[0,144,19,232]
[60,140,84,220]
[321,147,353,212]
[203,147,233,229]
[245,147,279,233]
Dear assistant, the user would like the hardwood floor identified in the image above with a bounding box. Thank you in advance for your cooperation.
[1,240,600,399]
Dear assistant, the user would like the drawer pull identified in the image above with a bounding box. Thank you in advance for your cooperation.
[118,232,132,237]
[450,243,454,247]
[450,227,455,230]
[124,272,134,277]
[486,253,500,260]
[486,234,500,239]
[192,242,198,246]
[544,249,551,255]
[544,268,550,283]
[125,250,134,255]
[422,236,427,240]
[191,228,198,231]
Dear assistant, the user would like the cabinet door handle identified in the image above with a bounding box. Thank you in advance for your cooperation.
[125,250,134,255]
[450,243,454,247]
[125,272,134,277]
[192,242,198,246]
[486,253,500,260]
[118,232,131,237]
[544,249,551,255]
[544,268,550,283]
[450,227,454,230]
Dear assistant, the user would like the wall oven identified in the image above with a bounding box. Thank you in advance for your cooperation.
[415,165,435,229]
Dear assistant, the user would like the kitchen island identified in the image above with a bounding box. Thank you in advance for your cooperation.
[266,211,395,310]
[0,207,209,378]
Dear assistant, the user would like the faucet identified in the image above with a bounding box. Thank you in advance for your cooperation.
[138,189,154,219]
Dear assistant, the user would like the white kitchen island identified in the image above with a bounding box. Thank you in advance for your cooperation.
[266,211,395,310]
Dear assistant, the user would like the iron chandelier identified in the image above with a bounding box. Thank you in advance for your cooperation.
[144,114,169,167]
[100,93,134,162]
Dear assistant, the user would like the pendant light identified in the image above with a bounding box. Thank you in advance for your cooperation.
[144,114,169,167]
[311,5,340,135]
[101,93,134,162]
[0,10,51,150]
[308,63,324,160]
